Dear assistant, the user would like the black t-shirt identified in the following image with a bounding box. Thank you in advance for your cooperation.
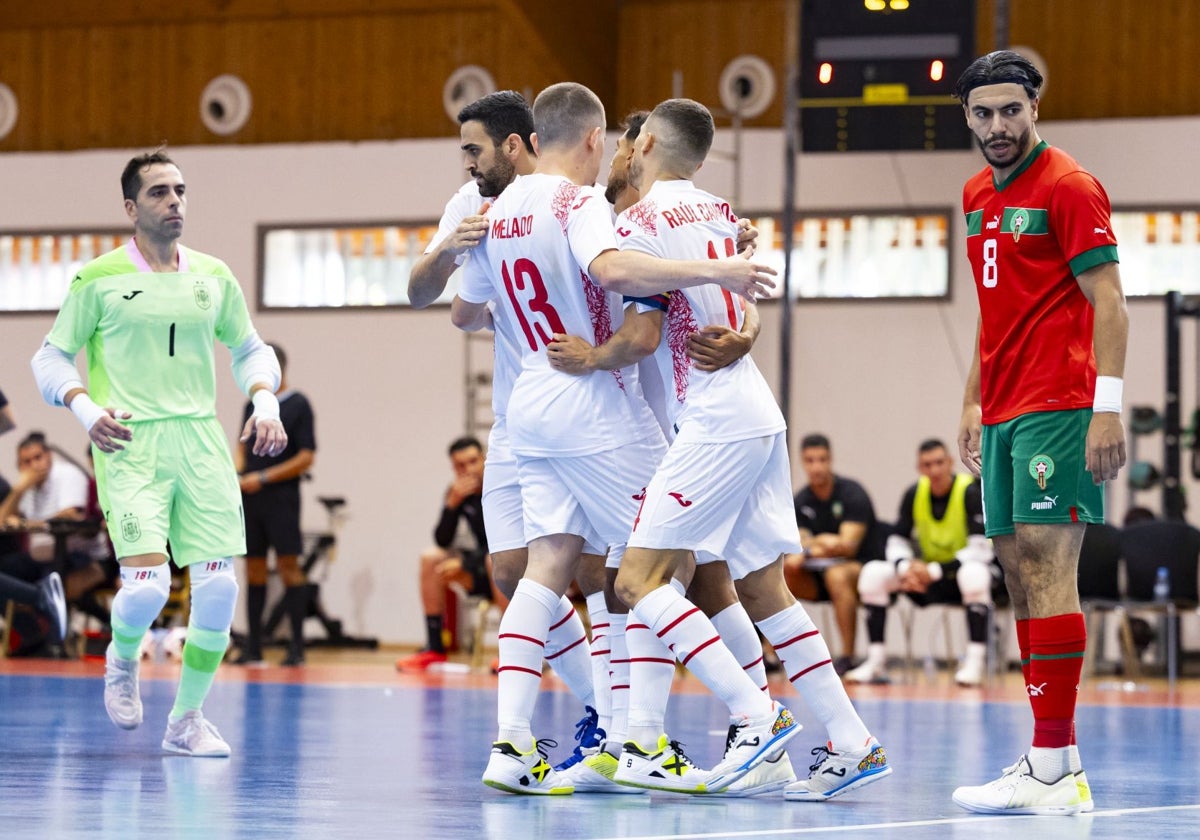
[240,390,317,483]
[793,475,883,558]
[435,493,487,554]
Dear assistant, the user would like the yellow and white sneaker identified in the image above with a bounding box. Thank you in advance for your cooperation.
[1076,770,1094,812]
[614,735,710,794]
[952,755,1082,815]
[482,739,574,795]
[563,746,647,794]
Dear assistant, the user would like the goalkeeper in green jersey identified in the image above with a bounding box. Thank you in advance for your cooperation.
[30,149,286,757]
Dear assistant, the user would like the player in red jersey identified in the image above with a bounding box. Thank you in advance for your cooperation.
[950,50,1128,817]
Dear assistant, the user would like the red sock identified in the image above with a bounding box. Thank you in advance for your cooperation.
[1028,613,1086,749]
[1016,618,1031,686]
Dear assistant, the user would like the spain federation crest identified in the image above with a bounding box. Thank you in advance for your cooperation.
[120,512,142,543]
[194,280,212,310]
[1028,454,1055,491]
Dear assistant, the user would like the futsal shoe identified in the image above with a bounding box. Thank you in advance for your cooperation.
[553,705,604,772]
[844,657,891,685]
[705,701,800,792]
[103,643,143,730]
[954,651,986,687]
[1076,770,1094,812]
[162,711,232,757]
[613,735,710,794]
[563,746,647,794]
[708,749,797,798]
[783,737,892,801]
[482,739,574,795]
[37,572,68,644]
[951,755,1082,815]
[394,649,447,672]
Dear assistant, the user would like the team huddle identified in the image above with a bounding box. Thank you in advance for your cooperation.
[35,46,1124,818]
[413,47,1129,816]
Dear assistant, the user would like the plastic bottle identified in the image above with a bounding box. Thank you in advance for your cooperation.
[1154,566,1170,602]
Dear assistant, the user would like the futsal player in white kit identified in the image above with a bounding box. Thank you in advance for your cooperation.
[451,82,788,795]
[610,98,893,799]
[406,91,606,772]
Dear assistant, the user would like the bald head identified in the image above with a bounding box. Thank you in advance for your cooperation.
[532,82,606,150]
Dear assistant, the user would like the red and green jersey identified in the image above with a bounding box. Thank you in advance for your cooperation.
[963,142,1119,424]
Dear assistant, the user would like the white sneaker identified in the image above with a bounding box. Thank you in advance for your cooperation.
[955,654,986,686]
[562,746,647,794]
[103,643,143,730]
[783,737,892,801]
[1076,770,1094,812]
[708,749,797,798]
[844,658,890,684]
[482,739,574,795]
[614,735,710,794]
[161,711,232,757]
[706,701,800,793]
[952,755,1082,815]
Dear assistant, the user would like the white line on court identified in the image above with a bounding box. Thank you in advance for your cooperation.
[591,803,1200,840]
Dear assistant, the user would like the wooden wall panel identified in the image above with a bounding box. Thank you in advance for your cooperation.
[0,0,1196,153]
[615,0,791,127]
[976,0,1200,120]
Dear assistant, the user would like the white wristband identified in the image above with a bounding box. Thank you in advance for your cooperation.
[68,393,106,432]
[925,561,944,582]
[1093,376,1123,414]
[251,389,281,421]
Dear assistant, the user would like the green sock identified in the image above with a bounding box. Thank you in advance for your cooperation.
[170,624,229,720]
[110,614,149,661]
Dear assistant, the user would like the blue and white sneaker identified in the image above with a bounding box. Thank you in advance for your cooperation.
[783,737,892,801]
[705,701,800,793]
[553,705,605,772]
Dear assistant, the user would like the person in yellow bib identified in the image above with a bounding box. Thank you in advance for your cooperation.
[30,149,286,757]
[845,439,998,686]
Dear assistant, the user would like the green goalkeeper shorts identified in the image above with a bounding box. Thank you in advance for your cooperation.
[94,416,245,566]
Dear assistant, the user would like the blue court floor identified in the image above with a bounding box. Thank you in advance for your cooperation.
[1,660,1198,839]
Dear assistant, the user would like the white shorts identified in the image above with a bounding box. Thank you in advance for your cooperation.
[517,436,665,548]
[627,431,800,580]
[482,419,525,554]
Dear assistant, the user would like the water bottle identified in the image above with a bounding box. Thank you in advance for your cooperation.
[1153,566,1170,602]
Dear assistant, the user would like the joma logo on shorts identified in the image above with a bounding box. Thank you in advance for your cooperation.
[1030,495,1059,510]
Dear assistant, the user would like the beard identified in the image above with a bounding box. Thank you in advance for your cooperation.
[604,175,628,207]
[976,126,1032,169]
[474,154,516,199]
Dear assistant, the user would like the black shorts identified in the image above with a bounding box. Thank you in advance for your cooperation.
[242,485,303,557]
[461,549,492,598]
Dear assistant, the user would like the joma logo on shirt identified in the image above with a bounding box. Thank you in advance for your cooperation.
[1030,495,1059,510]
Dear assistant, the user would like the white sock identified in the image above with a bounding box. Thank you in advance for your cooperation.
[758,603,870,748]
[585,592,613,738]
[544,596,594,709]
[631,585,772,720]
[710,602,769,693]
[1028,746,1072,782]
[1067,743,1082,773]
[864,642,887,668]
[625,616,676,747]
[495,579,558,746]
[606,612,630,754]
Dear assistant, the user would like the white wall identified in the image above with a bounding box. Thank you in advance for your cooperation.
[1,116,1196,646]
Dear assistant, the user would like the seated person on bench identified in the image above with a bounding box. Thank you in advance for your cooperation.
[846,438,999,686]
[0,433,112,623]
[396,436,504,672]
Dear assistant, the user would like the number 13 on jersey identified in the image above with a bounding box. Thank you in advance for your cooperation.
[501,258,566,351]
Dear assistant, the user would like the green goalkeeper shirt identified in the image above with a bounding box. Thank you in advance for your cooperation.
[47,239,254,422]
